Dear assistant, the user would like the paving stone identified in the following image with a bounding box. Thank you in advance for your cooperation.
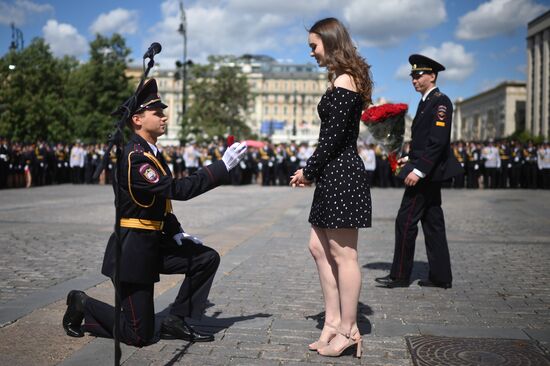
[1,186,550,365]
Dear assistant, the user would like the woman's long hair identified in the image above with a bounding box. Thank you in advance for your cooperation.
[308,17,373,106]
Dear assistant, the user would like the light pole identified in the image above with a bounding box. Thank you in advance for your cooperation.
[292,88,297,137]
[9,22,24,51]
[178,0,188,117]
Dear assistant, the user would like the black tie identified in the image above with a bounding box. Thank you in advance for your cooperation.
[414,99,425,120]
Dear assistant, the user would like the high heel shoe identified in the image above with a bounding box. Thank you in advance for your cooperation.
[317,327,362,358]
[308,322,338,351]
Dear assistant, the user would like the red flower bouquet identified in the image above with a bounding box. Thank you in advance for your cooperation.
[361,103,408,174]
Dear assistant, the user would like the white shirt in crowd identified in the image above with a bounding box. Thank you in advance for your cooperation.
[482,145,501,168]
[538,146,550,170]
[360,147,376,171]
[184,145,200,168]
[69,145,84,168]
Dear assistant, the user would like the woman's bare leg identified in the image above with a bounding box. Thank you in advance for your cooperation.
[309,226,341,342]
[326,228,360,348]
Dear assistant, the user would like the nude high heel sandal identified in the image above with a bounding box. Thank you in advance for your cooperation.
[317,327,362,358]
[308,322,338,351]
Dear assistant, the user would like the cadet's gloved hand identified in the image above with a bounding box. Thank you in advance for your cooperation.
[173,232,203,246]
[222,142,248,171]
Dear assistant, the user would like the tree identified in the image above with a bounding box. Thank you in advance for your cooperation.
[65,33,133,143]
[181,55,251,143]
[0,39,77,142]
[0,34,132,143]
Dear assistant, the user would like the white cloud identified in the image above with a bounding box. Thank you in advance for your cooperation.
[456,0,548,40]
[395,42,475,81]
[229,0,333,15]
[0,0,53,26]
[43,19,87,58]
[147,0,335,68]
[343,0,447,47]
[516,64,527,74]
[89,8,138,35]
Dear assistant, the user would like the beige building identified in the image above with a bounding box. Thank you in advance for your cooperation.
[526,10,550,138]
[126,56,327,146]
[238,55,326,144]
[454,81,526,141]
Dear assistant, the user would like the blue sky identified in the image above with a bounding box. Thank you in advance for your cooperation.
[1,0,548,115]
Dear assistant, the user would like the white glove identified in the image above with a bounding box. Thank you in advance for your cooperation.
[222,142,248,171]
[173,232,203,246]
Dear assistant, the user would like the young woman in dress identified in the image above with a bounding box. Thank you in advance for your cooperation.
[290,17,373,358]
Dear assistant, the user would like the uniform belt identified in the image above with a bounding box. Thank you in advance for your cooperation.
[120,218,164,231]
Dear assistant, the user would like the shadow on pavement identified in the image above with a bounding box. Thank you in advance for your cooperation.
[364,261,429,281]
[305,303,373,336]
[154,307,272,365]
[155,306,272,336]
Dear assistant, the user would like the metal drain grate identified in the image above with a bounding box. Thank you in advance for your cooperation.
[406,335,550,366]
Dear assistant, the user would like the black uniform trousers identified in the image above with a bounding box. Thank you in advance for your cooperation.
[390,180,452,284]
[82,244,220,347]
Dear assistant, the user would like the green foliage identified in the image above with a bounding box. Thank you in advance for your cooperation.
[181,55,252,143]
[66,34,133,143]
[509,130,546,144]
[0,34,132,143]
[0,39,76,141]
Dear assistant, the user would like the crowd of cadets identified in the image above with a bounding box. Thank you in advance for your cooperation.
[1,137,550,190]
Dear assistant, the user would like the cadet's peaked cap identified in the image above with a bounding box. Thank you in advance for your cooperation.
[409,54,445,76]
[134,78,167,114]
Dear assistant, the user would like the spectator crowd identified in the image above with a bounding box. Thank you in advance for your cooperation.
[1,137,549,190]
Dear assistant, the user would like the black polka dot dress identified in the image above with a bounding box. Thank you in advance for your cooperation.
[303,87,371,229]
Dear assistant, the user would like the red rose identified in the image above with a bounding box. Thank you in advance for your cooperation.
[361,103,408,124]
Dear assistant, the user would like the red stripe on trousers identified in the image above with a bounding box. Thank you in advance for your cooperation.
[398,196,417,278]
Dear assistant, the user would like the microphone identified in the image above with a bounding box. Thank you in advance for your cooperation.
[143,42,162,59]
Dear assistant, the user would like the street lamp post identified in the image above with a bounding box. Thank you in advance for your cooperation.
[292,88,297,137]
[178,0,188,118]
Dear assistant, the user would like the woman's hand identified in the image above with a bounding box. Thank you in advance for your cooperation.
[289,169,312,187]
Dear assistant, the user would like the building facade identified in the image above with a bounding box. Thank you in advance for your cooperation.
[454,81,526,141]
[526,10,550,139]
[240,55,326,144]
[126,56,327,146]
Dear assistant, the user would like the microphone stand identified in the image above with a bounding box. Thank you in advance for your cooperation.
[93,55,157,366]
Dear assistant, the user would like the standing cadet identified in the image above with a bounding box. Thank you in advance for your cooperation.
[539,142,550,189]
[375,54,462,289]
[482,139,500,189]
[0,137,10,189]
[498,140,511,188]
[62,79,247,346]
[522,140,538,188]
[466,141,481,188]
[452,141,466,188]
[509,140,523,188]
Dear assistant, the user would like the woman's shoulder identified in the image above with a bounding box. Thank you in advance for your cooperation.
[333,74,357,93]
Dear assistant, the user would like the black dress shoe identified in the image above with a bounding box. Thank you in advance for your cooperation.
[418,279,452,289]
[62,290,87,337]
[161,314,214,342]
[375,275,410,288]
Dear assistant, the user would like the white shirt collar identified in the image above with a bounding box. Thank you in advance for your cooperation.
[147,141,158,156]
[422,86,437,101]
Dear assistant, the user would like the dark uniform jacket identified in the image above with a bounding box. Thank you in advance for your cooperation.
[101,134,229,284]
[398,88,463,181]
